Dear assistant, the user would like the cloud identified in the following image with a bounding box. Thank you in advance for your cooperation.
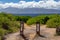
[0,0,60,9]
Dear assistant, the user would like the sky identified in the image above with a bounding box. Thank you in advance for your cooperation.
[0,0,60,9]
[0,0,45,3]
[0,0,59,3]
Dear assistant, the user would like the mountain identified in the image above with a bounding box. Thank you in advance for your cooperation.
[0,7,60,14]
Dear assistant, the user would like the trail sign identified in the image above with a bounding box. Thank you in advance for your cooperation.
[36,22,40,35]
[20,21,28,40]
[20,21,24,35]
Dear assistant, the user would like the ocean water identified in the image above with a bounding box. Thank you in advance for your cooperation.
[13,14,41,17]
[13,14,58,17]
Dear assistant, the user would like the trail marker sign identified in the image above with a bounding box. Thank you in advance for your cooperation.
[20,21,28,40]
[20,21,24,35]
[36,22,40,35]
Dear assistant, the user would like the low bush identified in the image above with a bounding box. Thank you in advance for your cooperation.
[15,16,31,23]
[0,13,20,39]
[27,15,49,25]
[46,17,60,28]
[0,28,8,36]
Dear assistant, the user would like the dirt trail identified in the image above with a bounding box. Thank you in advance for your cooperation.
[5,24,60,40]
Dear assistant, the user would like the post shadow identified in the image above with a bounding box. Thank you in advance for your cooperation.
[1,36,6,40]
[20,21,29,40]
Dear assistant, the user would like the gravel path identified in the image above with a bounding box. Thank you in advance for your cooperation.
[5,24,60,40]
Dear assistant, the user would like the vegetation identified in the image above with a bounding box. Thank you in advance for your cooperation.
[15,16,31,22]
[27,14,60,35]
[27,14,60,28]
[46,17,60,28]
[0,12,31,40]
[0,12,60,39]
[27,15,49,25]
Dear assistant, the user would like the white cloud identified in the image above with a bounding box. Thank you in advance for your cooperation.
[0,0,60,9]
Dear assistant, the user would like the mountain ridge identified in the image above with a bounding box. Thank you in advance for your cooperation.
[0,7,60,14]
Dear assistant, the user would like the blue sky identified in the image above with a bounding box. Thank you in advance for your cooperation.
[0,0,59,3]
[0,0,39,3]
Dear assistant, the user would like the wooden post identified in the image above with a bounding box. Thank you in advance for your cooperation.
[20,21,24,35]
[56,26,60,35]
[36,22,40,36]
[20,21,29,40]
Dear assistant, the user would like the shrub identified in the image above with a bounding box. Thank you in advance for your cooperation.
[27,18,37,25]
[46,17,60,28]
[15,16,31,23]
[7,21,20,33]
[48,14,59,19]
[0,13,20,39]
[0,28,8,36]
[27,15,49,25]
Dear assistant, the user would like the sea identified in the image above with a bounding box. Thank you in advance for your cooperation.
[13,14,41,17]
[13,14,58,17]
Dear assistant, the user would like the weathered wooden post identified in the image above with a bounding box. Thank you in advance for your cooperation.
[20,21,28,40]
[56,26,60,35]
[36,22,40,36]
[20,21,24,35]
